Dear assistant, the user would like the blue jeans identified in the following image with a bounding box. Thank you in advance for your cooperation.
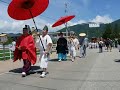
[58,53,67,60]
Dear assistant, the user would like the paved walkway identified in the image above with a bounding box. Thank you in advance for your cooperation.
[0,48,120,90]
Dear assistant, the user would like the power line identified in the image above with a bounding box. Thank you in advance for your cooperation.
[65,3,68,14]
[40,15,57,21]
[0,0,9,4]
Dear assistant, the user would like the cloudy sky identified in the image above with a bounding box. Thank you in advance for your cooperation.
[0,0,120,33]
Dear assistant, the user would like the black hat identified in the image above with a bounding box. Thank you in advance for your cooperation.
[59,31,63,34]
[43,25,48,31]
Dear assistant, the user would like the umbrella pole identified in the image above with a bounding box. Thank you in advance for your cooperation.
[29,9,45,51]
[64,23,68,40]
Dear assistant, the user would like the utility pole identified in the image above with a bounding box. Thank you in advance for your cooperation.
[65,3,68,15]
[65,3,68,39]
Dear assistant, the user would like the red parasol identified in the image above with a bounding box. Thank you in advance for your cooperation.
[52,15,75,39]
[7,0,49,51]
[52,15,75,27]
[8,0,49,20]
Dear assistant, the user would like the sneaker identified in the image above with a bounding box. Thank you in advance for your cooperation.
[63,59,67,61]
[58,59,61,62]
[71,59,74,62]
[79,56,82,58]
[40,72,46,78]
[22,72,26,77]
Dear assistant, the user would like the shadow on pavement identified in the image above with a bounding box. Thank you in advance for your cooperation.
[114,59,120,62]
[49,58,71,62]
[9,67,22,73]
[49,58,58,62]
[9,66,41,74]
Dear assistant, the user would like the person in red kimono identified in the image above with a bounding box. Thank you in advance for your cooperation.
[14,26,36,77]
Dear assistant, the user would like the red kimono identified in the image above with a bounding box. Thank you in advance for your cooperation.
[14,34,36,65]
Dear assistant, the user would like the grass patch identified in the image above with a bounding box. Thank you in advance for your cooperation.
[0,49,40,61]
[0,50,13,61]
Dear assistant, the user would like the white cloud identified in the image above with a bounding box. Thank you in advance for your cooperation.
[0,17,64,33]
[0,14,114,33]
[51,15,114,30]
[90,15,113,24]
[59,15,113,27]
[0,20,25,33]
[72,20,87,25]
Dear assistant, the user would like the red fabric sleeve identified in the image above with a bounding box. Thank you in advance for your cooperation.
[13,35,37,65]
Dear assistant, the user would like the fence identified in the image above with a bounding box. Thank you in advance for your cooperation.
[0,44,57,61]
[0,49,12,61]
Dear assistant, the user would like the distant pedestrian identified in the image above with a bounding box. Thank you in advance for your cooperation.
[104,39,109,51]
[118,39,120,52]
[98,39,103,53]
[79,33,88,58]
[10,39,16,52]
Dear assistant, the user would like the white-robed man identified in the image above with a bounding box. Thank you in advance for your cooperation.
[68,35,79,62]
[36,25,52,78]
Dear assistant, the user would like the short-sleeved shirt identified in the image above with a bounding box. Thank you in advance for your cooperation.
[11,41,16,51]
[36,34,52,52]
[69,38,79,47]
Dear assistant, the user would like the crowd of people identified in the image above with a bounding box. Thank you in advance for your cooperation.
[88,38,118,53]
[12,24,120,78]
[12,25,89,78]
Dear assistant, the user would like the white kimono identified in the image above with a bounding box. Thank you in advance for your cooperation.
[36,34,52,68]
[69,38,79,58]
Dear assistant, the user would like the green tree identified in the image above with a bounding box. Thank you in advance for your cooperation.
[112,24,119,38]
[102,24,112,39]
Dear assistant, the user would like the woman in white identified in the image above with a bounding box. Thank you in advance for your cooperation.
[68,35,79,62]
[36,25,52,78]
[10,39,16,52]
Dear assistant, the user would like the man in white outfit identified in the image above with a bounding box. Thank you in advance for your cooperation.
[69,35,79,62]
[36,25,52,78]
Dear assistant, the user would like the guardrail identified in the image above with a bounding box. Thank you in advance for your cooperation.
[0,49,13,60]
[0,44,57,61]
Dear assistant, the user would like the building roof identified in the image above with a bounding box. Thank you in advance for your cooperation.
[0,34,7,37]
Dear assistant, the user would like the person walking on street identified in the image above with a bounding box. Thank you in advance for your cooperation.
[68,35,79,62]
[14,26,37,77]
[10,38,16,53]
[36,25,52,78]
[79,33,88,58]
[98,39,104,53]
[56,32,68,62]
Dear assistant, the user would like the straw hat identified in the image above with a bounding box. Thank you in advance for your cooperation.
[79,33,86,36]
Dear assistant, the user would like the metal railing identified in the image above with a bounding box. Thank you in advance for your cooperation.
[0,44,57,61]
[0,49,13,60]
